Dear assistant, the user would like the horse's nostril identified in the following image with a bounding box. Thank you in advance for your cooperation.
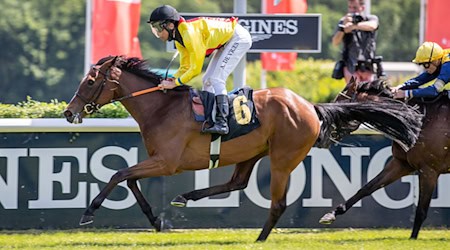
[63,110,73,118]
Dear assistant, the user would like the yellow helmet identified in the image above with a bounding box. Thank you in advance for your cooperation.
[412,42,444,63]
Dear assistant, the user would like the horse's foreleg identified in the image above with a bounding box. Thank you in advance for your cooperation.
[171,154,264,207]
[410,168,439,239]
[319,158,413,225]
[127,179,162,231]
[80,168,129,225]
[80,156,168,226]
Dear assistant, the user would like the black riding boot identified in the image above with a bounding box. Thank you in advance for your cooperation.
[203,95,229,135]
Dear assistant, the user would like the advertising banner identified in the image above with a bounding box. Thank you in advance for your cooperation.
[261,0,308,71]
[425,0,450,48]
[2,130,450,229]
[169,14,321,53]
[91,0,142,64]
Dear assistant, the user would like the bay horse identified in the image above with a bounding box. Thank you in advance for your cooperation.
[320,78,450,239]
[63,56,422,241]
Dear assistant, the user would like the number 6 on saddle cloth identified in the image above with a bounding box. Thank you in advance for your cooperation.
[190,87,260,168]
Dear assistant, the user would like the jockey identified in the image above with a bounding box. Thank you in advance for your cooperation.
[394,42,450,100]
[147,5,253,135]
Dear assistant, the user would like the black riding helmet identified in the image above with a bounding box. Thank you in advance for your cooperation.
[147,5,180,41]
[147,5,181,23]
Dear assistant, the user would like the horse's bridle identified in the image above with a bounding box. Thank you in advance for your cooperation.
[75,66,116,114]
[336,81,389,103]
[335,85,357,102]
[75,60,163,115]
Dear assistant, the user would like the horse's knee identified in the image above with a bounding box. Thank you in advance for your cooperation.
[111,169,128,184]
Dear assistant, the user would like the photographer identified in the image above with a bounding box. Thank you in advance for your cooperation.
[332,0,379,83]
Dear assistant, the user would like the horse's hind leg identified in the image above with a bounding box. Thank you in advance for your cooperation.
[256,144,312,242]
[256,168,289,242]
[410,168,439,239]
[319,157,413,225]
[171,153,265,207]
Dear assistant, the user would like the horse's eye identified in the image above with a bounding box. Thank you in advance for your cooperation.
[88,79,95,86]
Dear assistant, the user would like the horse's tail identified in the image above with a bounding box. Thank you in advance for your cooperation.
[314,99,423,151]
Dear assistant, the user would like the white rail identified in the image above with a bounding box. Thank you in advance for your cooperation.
[0,118,377,134]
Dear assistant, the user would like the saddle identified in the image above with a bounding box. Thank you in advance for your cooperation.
[189,87,260,142]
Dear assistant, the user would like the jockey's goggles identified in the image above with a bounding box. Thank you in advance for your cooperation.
[419,62,431,69]
[149,21,166,38]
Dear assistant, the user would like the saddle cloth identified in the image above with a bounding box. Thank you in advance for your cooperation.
[189,87,260,142]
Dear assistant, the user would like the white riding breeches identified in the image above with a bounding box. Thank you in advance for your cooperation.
[202,24,252,95]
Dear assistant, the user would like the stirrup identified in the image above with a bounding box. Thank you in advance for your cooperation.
[202,123,229,135]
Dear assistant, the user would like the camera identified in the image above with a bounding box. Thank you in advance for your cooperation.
[351,13,364,24]
[372,56,386,78]
[355,56,386,79]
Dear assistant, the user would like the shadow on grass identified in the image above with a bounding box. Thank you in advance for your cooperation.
[28,239,246,248]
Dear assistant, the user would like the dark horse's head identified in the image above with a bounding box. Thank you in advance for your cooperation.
[318,77,404,147]
[64,56,162,124]
[334,77,394,103]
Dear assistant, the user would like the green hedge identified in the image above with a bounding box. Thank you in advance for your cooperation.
[185,58,347,104]
[0,96,129,118]
[246,58,346,103]
[1,59,411,118]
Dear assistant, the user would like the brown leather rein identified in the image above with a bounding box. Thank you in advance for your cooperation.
[77,65,162,114]
[111,86,161,102]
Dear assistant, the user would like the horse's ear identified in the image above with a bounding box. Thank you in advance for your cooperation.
[349,76,356,85]
[113,55,127,68]
[110,56,126,81]
[348,76,358,92]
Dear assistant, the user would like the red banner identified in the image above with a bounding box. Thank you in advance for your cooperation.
[261,0,307,71]
[91,0,142,64]
[264,0,307,13]
[261,53,298,71]
[425,0,450,48]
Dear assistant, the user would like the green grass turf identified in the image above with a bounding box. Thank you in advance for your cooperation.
[0,228,449,250]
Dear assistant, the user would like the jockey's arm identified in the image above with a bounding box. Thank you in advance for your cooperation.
[398,72,437,90]
[173,43,189,80]
[175,31,205,86]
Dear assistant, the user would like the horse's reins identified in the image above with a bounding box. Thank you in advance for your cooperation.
[111,52,179,103]
[337,82,388,102]
[77,53,179,113]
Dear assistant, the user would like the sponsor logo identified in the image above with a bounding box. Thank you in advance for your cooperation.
[239,19,299,42]
[2,146,450,211]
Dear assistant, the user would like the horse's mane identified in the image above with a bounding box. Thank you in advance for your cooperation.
[96,56,163,83]
[357,79,394,98]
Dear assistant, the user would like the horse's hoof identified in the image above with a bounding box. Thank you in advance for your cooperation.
[170,195,187,207]
[154,217,162,232]
[319,212,336,225]
[79,215,94,226]
[153,217,173,232]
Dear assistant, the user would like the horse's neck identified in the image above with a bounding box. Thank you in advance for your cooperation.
[117,72,186,126]
[118,72,163,124]
[422,96,448,114]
